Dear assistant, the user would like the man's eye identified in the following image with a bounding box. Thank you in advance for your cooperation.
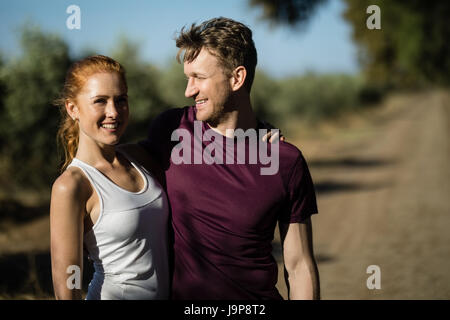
[94,99,106,104]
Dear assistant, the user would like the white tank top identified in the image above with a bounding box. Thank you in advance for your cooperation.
[67,152,170,300]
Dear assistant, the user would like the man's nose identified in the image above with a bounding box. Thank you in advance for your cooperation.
[185,78,198,98]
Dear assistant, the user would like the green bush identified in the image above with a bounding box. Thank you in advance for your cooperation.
[257,72,364,123]
[250,69,281,125]
[0,25,70,190]
[158,60,192,109]
[111,37,171,143]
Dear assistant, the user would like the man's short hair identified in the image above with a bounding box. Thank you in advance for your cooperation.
[176,17,258,93]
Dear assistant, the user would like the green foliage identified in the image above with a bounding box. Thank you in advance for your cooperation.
[0,25,70,189]
[343,0,450,87]
[274,72,363,122]
[111,37,170,143]
[0,53,6,143]
[0,54,7,182]
[158,60,192,109]
[250,69,281,124]
[249,0,326,28]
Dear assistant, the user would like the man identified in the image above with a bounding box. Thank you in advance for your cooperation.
[141,17,320,300]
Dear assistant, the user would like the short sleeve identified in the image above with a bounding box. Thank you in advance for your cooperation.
[279,153,318,224]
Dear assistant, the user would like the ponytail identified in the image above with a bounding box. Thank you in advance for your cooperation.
[56,115,79,172]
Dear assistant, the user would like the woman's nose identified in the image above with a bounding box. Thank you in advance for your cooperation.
[106,100,119,118]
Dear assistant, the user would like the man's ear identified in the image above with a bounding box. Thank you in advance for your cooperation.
[65,99,79,121]
[230,66,247,92]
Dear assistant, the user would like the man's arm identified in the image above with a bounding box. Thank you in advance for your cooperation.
[279,218,320,300]
[138,107,185,170]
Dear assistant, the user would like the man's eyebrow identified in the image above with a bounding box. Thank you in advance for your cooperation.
[185,72,207,77]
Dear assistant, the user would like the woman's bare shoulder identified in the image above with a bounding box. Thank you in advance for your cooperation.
[51,166,91,204]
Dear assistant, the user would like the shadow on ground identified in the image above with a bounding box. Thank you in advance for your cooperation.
[314,180,389,195]
[309,157,395,169]
[308,156,395,195]
[0,251,94,299]
[0,199,49,228]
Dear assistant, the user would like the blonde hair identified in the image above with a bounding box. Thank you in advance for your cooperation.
[176,17,257,93]
[54,55,127,171]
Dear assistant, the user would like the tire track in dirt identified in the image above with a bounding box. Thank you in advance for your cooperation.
[275,90,450,299]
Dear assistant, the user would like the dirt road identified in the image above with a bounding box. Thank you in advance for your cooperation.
[1,90,449,299]
[275,89,450,299]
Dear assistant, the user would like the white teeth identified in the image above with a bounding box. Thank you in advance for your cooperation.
[196,99,207,104]
[102,123,118,129]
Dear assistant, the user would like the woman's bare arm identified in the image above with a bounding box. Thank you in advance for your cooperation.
[50,169,88,300]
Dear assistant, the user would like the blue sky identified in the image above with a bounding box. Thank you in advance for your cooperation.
[0,0,359,78]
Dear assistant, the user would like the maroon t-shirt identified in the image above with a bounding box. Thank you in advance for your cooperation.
[140,106,318,300]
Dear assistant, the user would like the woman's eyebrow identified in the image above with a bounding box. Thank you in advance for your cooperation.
[90,95,108,99]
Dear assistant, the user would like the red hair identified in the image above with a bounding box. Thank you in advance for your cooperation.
[54,55,127,171]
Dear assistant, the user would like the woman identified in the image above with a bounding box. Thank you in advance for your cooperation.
[50,55,170,300]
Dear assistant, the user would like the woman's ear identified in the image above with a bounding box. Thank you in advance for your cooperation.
[65,100,79,121]
[230,66,247,92]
